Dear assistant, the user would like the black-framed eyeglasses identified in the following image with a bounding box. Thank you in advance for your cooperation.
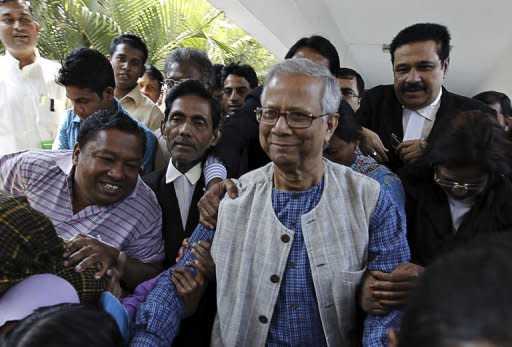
[255,107,330,129]
[340,88,359,98]
[433,172,488,192]
[163,78,190,88]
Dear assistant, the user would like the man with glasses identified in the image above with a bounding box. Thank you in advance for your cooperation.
[0,0,67,155]
[130,58,410,347]
[336,67,365,111]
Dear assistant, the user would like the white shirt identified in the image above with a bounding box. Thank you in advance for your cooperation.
[0,50,67,155]
[165,160,202,228]
[402,89,442,141]
[446,194,475,232]
[120,86,163,131]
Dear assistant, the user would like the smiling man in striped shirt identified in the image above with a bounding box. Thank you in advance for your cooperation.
[0,110,164,290]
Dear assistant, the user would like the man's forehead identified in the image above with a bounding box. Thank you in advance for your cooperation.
[167,61,202,80]
[393,40,441,62]
[0,1,32,16]
[171,94,211,116]
[262,75,323,108]
[224,74,250,87]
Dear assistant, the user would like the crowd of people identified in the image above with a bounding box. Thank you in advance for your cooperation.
[1,0,512,346]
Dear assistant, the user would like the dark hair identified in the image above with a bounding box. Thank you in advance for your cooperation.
[337,67,365,97]
[0,0,32,15]
[212,64,224,91]
[473,91,512,117]
[390,23,451,64]
[423,110,512,176]
[109,33,148,64]
[0,303,123,347]
[144,64,164,89]
[333,110,362,143]
[164,48,214,91]
[284,35,340,76]
[77,109,145,155]
[57,48,115,97]
[221,63,258,89]
[398,238,512,347]
[164,79,221,130]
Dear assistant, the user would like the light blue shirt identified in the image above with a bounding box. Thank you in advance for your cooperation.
[52,99,156,173]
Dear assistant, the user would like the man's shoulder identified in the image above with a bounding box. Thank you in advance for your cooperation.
[442,89,496,114]
[142,167,166,189]
[326,159,380,190]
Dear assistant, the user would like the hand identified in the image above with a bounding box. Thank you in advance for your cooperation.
[360,127,388,162]
[368,262,424,310]
[64,233,119,280]
[360,272,389,316]
[176,238,190,263]
[172,267,207,318]
[395,139,426,164]
[106,252,126,299]
[198,179,238,229]
[188,241,215,281]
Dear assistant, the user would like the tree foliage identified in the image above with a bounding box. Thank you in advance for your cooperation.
[0,0,277,80]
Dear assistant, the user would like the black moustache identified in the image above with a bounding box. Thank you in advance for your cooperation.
[402,84,425,92]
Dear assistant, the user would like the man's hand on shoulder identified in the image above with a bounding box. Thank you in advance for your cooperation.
[360,127,389,162]
[198,179,238,229]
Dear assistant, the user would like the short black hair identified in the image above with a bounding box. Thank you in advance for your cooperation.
[57,48,115,97]
[77,109,145,156]
[221,63,258,89]
[0,303,123,347]
[333,109,362,144]
[144,64,164,88]
[0,0,32,15]
[473,91,512,117]
[337,67,365,97]
[109,33,148,64]
[390,23,451,64]
[284,35,340,76]
[423,110,512,177]
[164,79,221,130]
[398,237,512,347]
[212,64,225,91]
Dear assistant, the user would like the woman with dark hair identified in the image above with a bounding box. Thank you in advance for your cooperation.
[138,64,164,105]
[401,110,512,266]
[363,110,512,316]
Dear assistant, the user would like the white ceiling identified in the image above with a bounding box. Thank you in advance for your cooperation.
[209,0,512,97]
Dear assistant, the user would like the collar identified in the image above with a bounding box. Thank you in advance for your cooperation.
[404,88,443,121]
[55,152,74,175]
[4,49,40,69]
[165,160,202,185]
[121,86,144,108]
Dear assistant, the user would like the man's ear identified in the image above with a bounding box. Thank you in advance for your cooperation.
[107,54,112,62]
[160,120,168,141]
[209,128,222,147]
[442,56,450,75]
[34,21,41,33]
[388,328,399,347]
[324,113,339,145]
[72,143,80,166]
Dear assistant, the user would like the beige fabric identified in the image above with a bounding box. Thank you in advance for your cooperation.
[210,159,380,346]
[120,87,163,131]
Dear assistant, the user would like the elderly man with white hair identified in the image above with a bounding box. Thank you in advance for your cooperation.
[130,58,410,347]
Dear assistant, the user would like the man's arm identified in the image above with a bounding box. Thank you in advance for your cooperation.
[52,111,72,150]
[0,152,29,194]
[362,189,410,347]
[130,224,215,347]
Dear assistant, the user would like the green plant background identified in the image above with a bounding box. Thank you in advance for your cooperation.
[0,0,278,80]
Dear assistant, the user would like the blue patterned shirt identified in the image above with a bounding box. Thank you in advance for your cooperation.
[52,98,157,173]
[130,180,409,347]
[351,149,406,218]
